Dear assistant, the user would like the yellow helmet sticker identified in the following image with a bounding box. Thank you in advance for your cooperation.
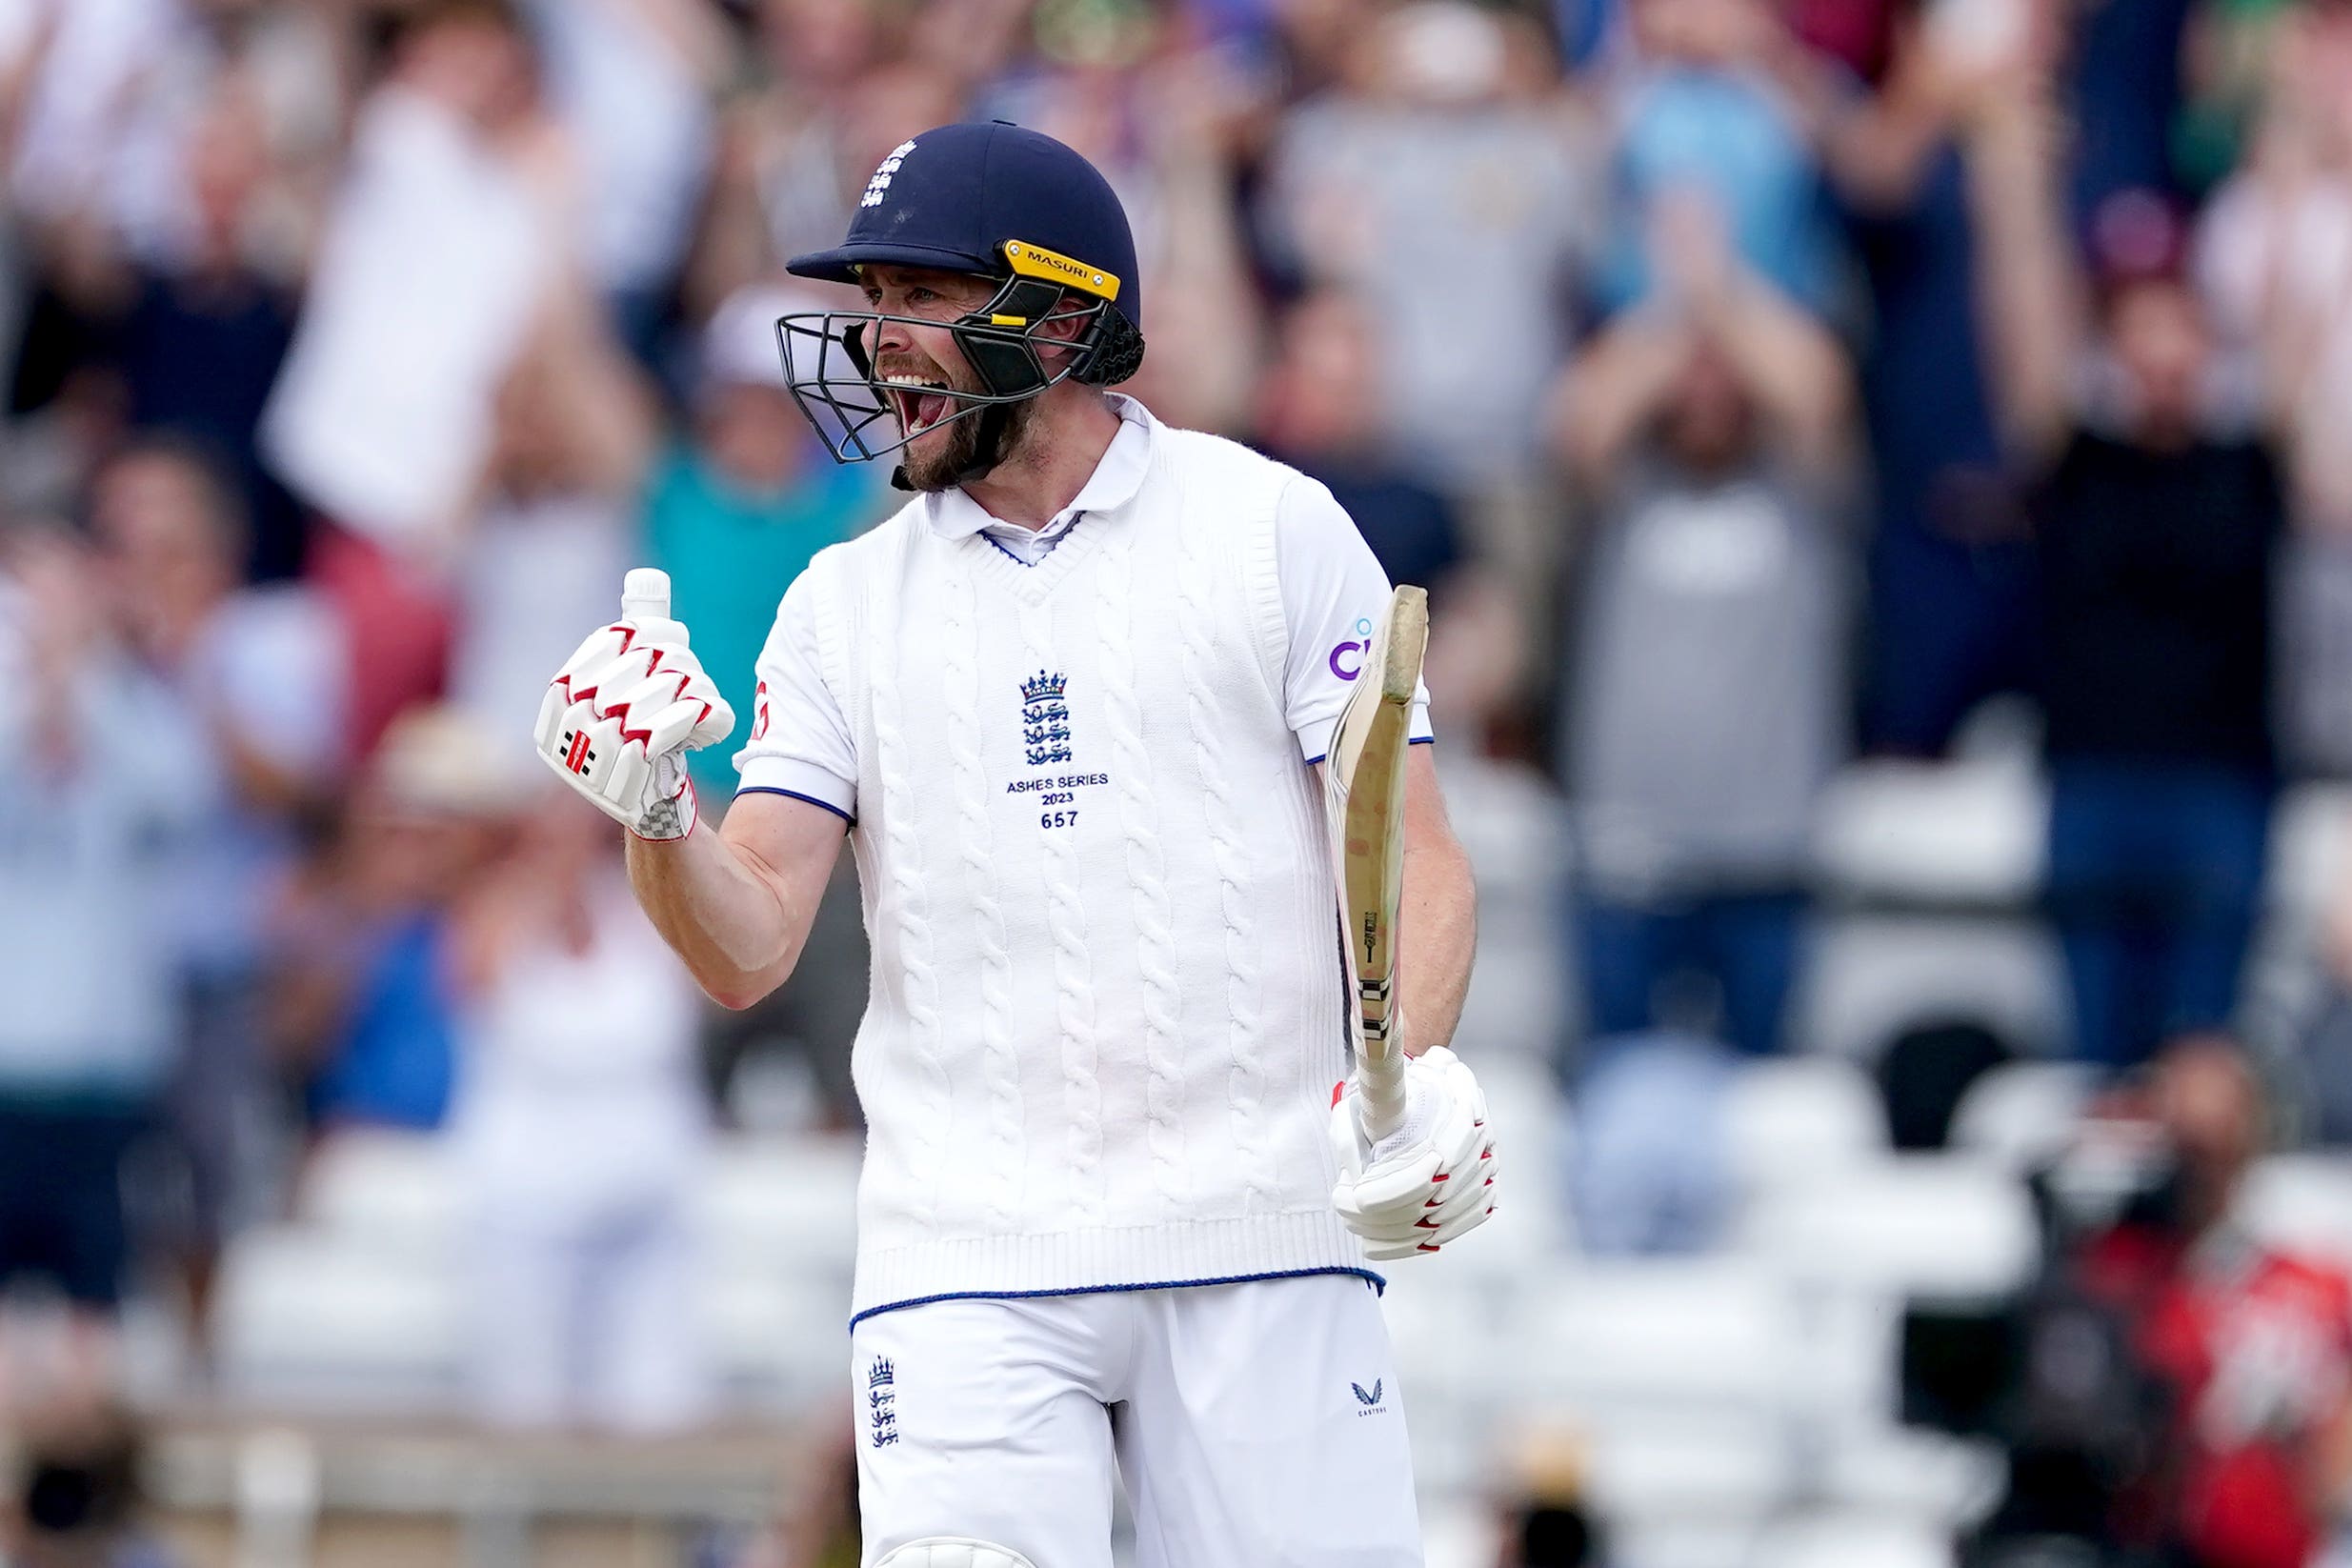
[1002,240,1121,301]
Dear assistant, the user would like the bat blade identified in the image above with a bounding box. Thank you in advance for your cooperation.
[1327,584,1428,1143]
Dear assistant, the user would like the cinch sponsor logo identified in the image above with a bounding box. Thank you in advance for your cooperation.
[1327,614,1377,680]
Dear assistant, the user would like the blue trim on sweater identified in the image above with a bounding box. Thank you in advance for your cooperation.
[1303,734,1436,769]
[847,1264,1386,1330]
[983,513,1086,568]
[734,786,855,826]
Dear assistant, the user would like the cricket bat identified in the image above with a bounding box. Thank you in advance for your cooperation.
[1327,584,1429,1144]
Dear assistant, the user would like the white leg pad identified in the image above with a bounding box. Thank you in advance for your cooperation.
[874,1538,1038,1568]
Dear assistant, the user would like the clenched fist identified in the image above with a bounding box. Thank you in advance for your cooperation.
[535,569,734,839]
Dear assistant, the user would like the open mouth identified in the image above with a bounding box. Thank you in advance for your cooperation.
[881,372,954,435]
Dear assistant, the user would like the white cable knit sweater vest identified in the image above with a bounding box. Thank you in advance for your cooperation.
[802,429,1365,1321]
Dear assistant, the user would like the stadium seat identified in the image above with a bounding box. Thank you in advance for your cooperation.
[1737,1156,2039,1307]
[297,1130,464,1258]
[689,1136,865,1417]
[2262,784,2352,926]
[212,1227,464,1413]
[1799,916,2066,1064]
[2241,785,2352,1035]
[1581,1415,1793,1520]
[2241,1154,2352,1276]
[1416,1494,1501,1568]
[698,1263,854,1417]
[1812,755,2047,907]
[1816,1424,2005,1526]
[1749,1509,1957,1568]
[1607,1517,1765,1568]
[694,1135,864,1278]
[1499,1260,1800,1423]
[1949,1061,2096,1172]
[1442,756,1573,1069]
[1722,1056,1888,1191]
[1382,1265,1504,1492]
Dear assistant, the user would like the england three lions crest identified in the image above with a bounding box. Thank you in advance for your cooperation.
[1021,670,1073,766]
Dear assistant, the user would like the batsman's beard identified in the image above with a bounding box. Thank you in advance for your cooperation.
[881,347,1042,491]
[901,392,1038,491]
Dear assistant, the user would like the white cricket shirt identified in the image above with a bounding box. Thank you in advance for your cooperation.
[735,396,1431,823]
[732,395,1433,1322]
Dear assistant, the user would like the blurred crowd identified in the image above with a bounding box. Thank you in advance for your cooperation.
[7,0,2352,1560]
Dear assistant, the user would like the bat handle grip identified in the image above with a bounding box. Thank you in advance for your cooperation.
[1356,1037,1409,1144]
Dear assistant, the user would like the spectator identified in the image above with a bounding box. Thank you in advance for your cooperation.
[5,2,328,566]
[1824,13,2052,754]
[1420,570,1572,1064]
[1493,1430,1612,1568]
[1254,288,1467,593]
[644,283,877,1131]
[112,79,305,583]
[2062,0,2197,228]
[1973,61,2282,1069]
[1978,1038,2352,1568]
[5,0,209,239]
[1569,1031,1736,1255]
[1550,190,1853,1056]
[447,790,712,1433]
[3,1398,179,1568]
[2304,841,2352,1147]
[1595,0,1846,321]
[0,527,209,1403]
[690,34,960,315]
[521,0,728,364]
[1256,0,1585,507]
[259,0,563,758]
[1028,51,1268,437]
[291,705,513,1136]
[86,435,346,1324]
[449,273,659,775]
[645,283,881,805]
[2195,0,2352,774]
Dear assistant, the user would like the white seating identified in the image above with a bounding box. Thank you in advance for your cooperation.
[1443,756,1573,1070]
[2262,784,2352,927]
[1607,1518,1764,1568]
[1500,1260,1800,1422]
[694,1135,864,1278]
[1738,1156,2038,1306]
[2242,1154,2352,1275]
[1798,916,2068,1064]
[212,1228,464,1412]
[1581,1415,1794,1520]
[297,1130,465,1257]
[1416,1495,1501,1568]
[1812,756,2048,908]
[1949,1061,2096,1172]
[1723,1057,1889,1192]
[1815,1424,2005,1526]
[698,1266,853,1417]
[1749,1509,1957,1568]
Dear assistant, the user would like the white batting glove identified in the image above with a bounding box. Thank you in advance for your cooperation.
[534,569,734,841]
[1329,1045,1497,1260]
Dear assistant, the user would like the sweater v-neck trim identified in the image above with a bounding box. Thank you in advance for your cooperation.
[961,507,1111,598]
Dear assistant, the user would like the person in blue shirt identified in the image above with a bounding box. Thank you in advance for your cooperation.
[293,707,514,1135]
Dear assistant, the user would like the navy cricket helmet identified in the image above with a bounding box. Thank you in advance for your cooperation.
[775,121,1146,482]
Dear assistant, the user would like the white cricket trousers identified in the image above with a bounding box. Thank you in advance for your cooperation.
[851,1274,1422,1567]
